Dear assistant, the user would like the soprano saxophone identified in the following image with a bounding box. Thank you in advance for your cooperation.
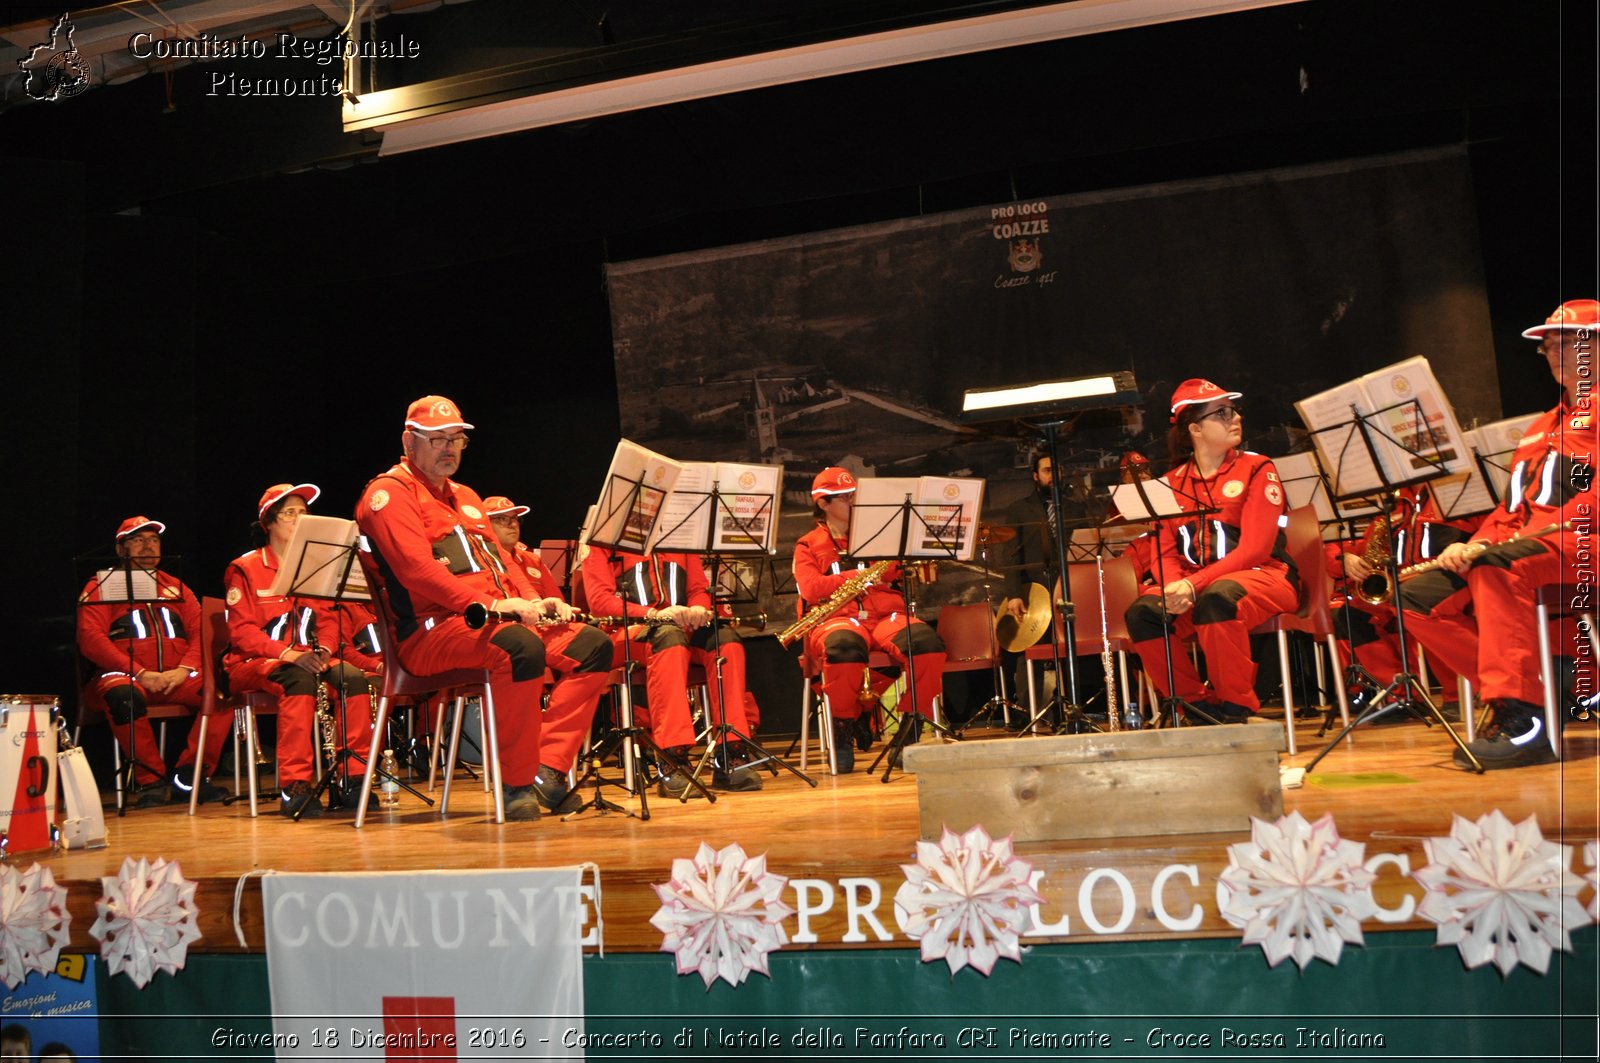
[778,559,893,647]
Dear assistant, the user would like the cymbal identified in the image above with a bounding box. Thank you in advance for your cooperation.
[994,582,1051,653]
[976,522,1017,545]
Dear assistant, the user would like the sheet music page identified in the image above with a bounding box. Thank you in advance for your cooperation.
[1272,452,1334,521]
[1295,380,1392,496]
[588,439,684,554]
[1359,355,1469,475]
[267,515,367,599]
[846,477,921,559]
[1468,412,1541,504]
[914,476,985,560]
[85,567,162,603]
[710,461,783,553]
[1428,470,1496,521]
[653,460,714,551]
[1108,478,1185,520]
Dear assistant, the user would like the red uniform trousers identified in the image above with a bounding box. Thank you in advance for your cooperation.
[87,673,227,786]
[1399,537,1583,706]
[394,617,544,787]
[1129,568,1299,710]
[806,613,946,722]
[612,625,755,750]
[226,658,375,786]
[533,622,613,774]
[1330,604,1462,694]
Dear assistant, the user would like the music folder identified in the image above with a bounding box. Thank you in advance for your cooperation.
[267,515,369,600]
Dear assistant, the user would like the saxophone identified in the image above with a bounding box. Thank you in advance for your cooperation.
[778,559,893,647]
[1354,513,1394,605]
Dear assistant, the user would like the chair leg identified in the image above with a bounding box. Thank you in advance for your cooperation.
[1325,634,1351,729]
[1458,676,1473,739]
[1277,630,1297,756]
[355,695,390,829]
[442,693,468,812]
[187,713,209,816]
[1025,660,1039,734]
[1415,646,1432,699]
[1536,601,1561,757]
[243,704,260,818]
[429,697,447,792]
[822,692,837,776]
[481,686,505,824]
[798,677,812,774]
[1117,651,1133,725]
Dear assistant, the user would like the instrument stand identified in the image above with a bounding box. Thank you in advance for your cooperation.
[564,654,654,822]
[1300,407,1483,773]
[1317,511,1389,738]
[957,533,1024,735]
[689,545,817,795]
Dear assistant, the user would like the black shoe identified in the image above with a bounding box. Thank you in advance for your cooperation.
[532,765,582,813]
[831,719,856,773]
[405,736,433,776]
[712,748,763,792]
[1453,700,1559,770]
[658,769,708,800]
[852,713,876,752]
[132,786,169,809]
[170,768,228,805]
[334,778,379,812]
[279,780,323,819]
[1212,701,1254,724]
[502,784,542,820]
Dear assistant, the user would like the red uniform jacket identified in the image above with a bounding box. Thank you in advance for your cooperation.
[355,459,515,642]
[326,600,384,673]
[581,548,710,619]
[1474,402,1596,545]
[77,569,202,678]
[223,547,354,669]
[1156,450,1291,593]
[792,523,908,624]
[501,541,565,602]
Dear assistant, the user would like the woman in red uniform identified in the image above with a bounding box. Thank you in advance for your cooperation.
[792,467,946,771]
[1123,380,1299,722]
[223,483,376,818]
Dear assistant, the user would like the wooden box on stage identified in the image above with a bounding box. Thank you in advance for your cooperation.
[900,724,1285,842]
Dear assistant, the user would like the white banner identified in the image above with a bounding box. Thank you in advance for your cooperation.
[264,867,587,1060]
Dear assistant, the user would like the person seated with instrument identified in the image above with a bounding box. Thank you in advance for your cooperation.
[1398,298,1598,768]
[224,484,376,819]
[792,466,947,771]
[482,495,614,811]
[579,539,763,795]
[356,396,576,821]
[995,450,1080,710]
[1124,380,1299,723]
[76,515,231,807]
[1330,490,1477,716]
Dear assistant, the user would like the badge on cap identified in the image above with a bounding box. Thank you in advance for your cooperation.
[369,489,389,513]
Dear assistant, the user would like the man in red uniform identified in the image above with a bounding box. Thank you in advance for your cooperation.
[580,541,762,794]
[1399,298,1598,768]
[482,495,613,810]
[356,397,570,821]
[1123,380,1299,723]
[224,484,377,818]
[77,516,230,807]
[792,467,947,772]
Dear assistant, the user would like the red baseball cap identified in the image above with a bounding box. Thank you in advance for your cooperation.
[1522,299,1600,340]
[483,495,530,518]
[811,466,857,499]
[115,516,165,541]
[405,395,474,431]
[257,483,320,525]
[1169,378,1242,423]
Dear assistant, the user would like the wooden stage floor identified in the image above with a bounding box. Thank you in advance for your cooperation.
[31,712,1600,954]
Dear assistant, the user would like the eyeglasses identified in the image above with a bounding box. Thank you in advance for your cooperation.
[819,493,853,504]
[1199,405,1241,423]
[413,431,470,451]
[490,513,521,523]
[122,534,161,547]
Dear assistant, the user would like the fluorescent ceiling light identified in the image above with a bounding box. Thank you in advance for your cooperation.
[962,376,1120,413]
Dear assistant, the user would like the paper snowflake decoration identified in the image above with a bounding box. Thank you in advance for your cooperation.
[89,857,202,988]
[894,824,1042,976]
[1584,841,1599,923]
[1414,811,1586,976]
[650,842,793,989]
[0,863,71,989]
[1217,812,1376,970]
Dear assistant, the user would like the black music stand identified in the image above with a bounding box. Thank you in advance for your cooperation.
[1300,403,1483,774]
[75,554,192,816]
[1105,479,1221,728]
[846,481,973,782]
[567,455,710,819]
[273,526,434,818]
[657,475,818,796]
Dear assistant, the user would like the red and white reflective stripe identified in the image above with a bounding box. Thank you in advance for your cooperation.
[667,561,682,606]
[361,623,381,652]
[296,607,314,646]
[1533,452,1558,506]
[1396,528,1408,564]
[1213,520,1230,559]
[127,610,149,639]
[454,527,482,572]
[267,614,289,641]
[631,565,651,605]
[1418,524,1429,559]
[1177,526,1197,565]
[1508,461,1527,512]
[158,607,178,639]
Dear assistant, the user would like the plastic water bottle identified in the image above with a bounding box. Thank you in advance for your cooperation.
[378,749,401,809]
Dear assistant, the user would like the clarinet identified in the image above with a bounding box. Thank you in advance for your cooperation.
[304,612,339,775]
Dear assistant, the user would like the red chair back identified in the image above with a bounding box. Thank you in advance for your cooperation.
[365,586,487,699]
[1278,505,1332,633]
[1063,555,1139,653]
[935,602,997,664]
